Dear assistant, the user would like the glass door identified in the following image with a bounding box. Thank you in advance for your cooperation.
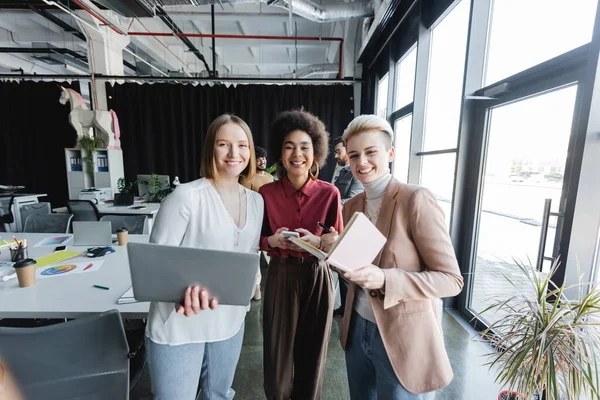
[468,85,579,326]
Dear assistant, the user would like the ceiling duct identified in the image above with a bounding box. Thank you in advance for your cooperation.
[92,0,155,17]
[30,43,89,70]
[135,0,373,23]
[282,63,338,78]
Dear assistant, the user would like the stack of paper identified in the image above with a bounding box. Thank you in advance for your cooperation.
[117,286,138,304]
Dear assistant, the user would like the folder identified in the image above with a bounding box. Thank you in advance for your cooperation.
[288,212,386,273]
[34,251,83,268]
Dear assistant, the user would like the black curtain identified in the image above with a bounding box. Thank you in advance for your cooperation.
[0,81,80,208]
[106,83,354,184]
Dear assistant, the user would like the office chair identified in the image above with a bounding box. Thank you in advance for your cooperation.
[23,214,74,233]
[0,309,130,400]
[0,195,15,228]
[100,215,148,234]
[66,199,100,221]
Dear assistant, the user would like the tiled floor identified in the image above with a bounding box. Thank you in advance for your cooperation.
[131,303,503,400]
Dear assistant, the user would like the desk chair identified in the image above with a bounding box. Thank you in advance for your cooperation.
[23,214,73,233]
[100,214,148,234]
[0,310,130,400]
[66,200,100,222]
[0,195,15,232]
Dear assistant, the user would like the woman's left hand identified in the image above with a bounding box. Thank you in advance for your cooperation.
[344,264,385,290]
[295,228,321,248]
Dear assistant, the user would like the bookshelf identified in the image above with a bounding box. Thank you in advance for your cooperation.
[65,148,124,200]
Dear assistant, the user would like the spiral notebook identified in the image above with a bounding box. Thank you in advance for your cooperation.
[288,212,386,273]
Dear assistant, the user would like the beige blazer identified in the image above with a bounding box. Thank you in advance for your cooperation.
[340,178,464,394]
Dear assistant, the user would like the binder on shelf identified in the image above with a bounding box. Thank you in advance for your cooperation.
[97,154,109,172]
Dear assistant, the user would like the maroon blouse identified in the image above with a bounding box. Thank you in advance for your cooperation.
[259,176,343,258]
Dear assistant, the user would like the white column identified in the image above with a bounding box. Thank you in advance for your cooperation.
[74,9,129,110]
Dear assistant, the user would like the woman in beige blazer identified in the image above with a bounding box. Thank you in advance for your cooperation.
[323,115,464,399]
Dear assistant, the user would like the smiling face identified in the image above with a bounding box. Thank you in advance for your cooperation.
[334,142,349,166]
[257,156,267,171]
[281,130,315,180]
[346,130,395,184]
[213,123,251,179]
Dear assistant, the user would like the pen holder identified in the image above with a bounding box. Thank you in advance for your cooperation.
[9,246,28,262]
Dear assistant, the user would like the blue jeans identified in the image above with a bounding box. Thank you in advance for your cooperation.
[345,311,435,400]
[146,322,245,400]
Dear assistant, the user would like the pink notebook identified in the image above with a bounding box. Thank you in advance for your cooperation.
[289,212,387,273]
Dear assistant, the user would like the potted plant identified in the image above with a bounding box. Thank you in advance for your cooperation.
[115,177,136,206]
[77,136,105,184]
[138,174,173,203]
[478,260,600,400]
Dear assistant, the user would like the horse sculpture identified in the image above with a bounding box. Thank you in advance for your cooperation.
[58,86,121,150]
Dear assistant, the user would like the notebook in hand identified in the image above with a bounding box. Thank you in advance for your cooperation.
[288,212,386,273]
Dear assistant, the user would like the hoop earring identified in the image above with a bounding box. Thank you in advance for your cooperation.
[309,161,319,180]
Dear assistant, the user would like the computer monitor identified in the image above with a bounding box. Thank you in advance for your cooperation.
[137,174,170,199]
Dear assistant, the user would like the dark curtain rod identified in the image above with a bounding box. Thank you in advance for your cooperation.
[0,74,359,85]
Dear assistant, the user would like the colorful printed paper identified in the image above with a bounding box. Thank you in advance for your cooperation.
[34,235,72,247]
[37,260,104,279]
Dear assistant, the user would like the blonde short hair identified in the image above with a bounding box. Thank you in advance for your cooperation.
[200,114,256,181]
[342,114,394,150]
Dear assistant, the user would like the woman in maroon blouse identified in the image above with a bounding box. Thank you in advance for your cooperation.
[259,110,343,400]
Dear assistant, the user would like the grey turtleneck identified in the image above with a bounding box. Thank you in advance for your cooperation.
[354,170,392,323]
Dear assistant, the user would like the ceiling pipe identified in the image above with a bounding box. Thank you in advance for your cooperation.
[185,0,373,23]
[155,5,212,75]
[127,31,344,78]
[0,73,357,85]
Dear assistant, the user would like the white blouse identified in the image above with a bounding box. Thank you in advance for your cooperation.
[146,178,264,345]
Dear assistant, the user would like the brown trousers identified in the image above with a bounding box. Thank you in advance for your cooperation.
[263,256,334,400]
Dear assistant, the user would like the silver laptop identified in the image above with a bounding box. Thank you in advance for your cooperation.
[127,242,259,306]
[72,221,112,246]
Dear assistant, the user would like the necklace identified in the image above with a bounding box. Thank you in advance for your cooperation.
[364,196,383,223]
[212,182,244,247]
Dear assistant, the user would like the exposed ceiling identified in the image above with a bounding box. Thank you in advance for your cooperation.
[0,0,373,79]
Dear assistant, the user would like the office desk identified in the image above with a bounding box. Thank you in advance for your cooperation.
[53,202,160,232]
[0,233,150,319]
[0,194,47,232]
[95,202,160,216]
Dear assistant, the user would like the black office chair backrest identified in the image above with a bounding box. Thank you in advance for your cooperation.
[100,214,148,234]
[23,214,74,233]
[0,309,130,400]
[0,195,15,224]
[66,200,100,221]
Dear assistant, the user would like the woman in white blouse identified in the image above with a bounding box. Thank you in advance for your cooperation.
[145,114,264,400]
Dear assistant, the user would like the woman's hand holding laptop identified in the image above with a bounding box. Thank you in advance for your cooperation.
[176,286,219,317]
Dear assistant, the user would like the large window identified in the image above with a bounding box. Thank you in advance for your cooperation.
[393,115,412,183]
[422,0,470,151]
[485,0,598,86]
[417,0,470,228]
[470,86,578,326]
[376,74,389,118]
[420,153,456,228]
[394,45,417,110]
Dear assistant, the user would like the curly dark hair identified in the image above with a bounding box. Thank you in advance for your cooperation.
[269,110,330,173]
[255,146,267,159]
[333,136,345,147]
